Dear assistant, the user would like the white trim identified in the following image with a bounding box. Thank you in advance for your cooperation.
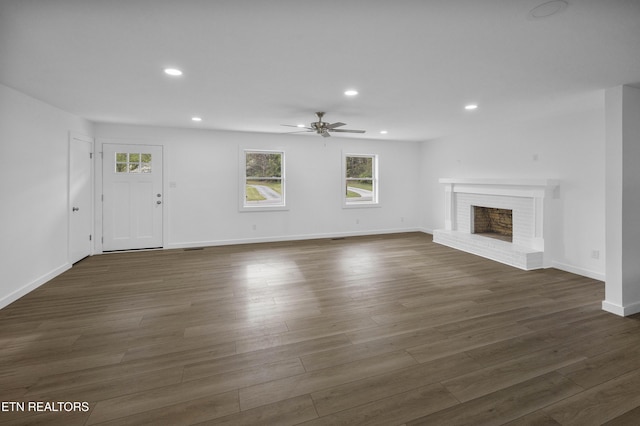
[602,300,640,317]
[551,261,605,281]
[439,178,559,199]
[239,148,287,212]
[0,263,71,309]
[165,227,422,249]
[68,131,95,264]
[342,203,383,209]
[343,152,379,208]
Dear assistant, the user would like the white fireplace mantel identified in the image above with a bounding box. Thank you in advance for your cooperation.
[439,178,559,198]
[434,178,560,270]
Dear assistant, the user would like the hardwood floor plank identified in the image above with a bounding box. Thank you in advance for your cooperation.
[85,373,243,424]
[0,409,90,426]
[407,372,583,426]
[407,322,534,364]
[24,366,184,403]
[310,352,481,416]
[196,395,318,426]
[441,346,586,402]
[302,327,446,372]
[557,344,640,389]
[302,383,459,426]
[543,369,640,425]
[239,350,417,410]
[89,390,240,426]
[182,357,305,387]
[602,405,640,426]
[503,410,562,425]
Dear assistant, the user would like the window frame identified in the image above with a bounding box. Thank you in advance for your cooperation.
[342,152,380,208]
[239,148,287,212]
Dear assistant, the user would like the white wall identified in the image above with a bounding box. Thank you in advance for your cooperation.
[420,91,606,280]
[93,124,421,250]
[0,84,93,308]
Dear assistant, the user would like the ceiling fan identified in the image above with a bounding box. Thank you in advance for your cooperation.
[282,112,366,137]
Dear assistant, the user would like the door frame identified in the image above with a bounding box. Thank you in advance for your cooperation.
[95,138,167,253]
[68,132,95,262]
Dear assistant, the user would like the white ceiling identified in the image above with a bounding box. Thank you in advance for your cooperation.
[1,0,639,141]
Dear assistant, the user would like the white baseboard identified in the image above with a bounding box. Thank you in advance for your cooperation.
[602,300,640,317]
[551,261,605,281]
[0,263,72,310]
[166,227,423,250]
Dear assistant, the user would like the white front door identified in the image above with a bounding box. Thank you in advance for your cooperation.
[102,144,163,251]
[69,134,93,263]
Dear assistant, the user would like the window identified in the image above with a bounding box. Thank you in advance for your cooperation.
[115,152,152,173]
[344,154,378,206]
[241,150,285,210]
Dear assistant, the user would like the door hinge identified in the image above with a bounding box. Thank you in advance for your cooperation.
[89,234,92,241]
[101,237,104,243]
[89,152,93,159]
[101,194,104,202]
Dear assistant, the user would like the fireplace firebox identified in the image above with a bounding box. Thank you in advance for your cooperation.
[472,206,513,242]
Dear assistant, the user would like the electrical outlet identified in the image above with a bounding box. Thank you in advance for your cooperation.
[252,224,257,231]
[401,217,405,223]
[355,218,360,225]
[591,249,600,259]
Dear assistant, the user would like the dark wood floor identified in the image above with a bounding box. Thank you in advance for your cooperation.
[1,232,640,425]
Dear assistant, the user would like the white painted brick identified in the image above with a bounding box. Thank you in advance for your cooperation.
[434,185,550,270]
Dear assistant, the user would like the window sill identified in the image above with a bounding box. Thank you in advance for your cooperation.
[239,205,289,212]
[342,202,382,209]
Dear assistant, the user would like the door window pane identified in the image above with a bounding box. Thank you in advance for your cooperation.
[115,152,152,173]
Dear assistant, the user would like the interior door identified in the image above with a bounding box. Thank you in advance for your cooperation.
[102,143,163,251]
[69,134,93,263]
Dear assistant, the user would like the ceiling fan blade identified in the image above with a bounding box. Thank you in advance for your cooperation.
[282,130,313,134]
[330,128,366,133]
[326,122,346,129]
[281,124,312,130]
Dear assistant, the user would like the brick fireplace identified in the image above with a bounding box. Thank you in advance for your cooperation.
[433,178,559,270]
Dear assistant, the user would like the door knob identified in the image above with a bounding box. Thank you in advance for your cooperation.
[72,207,79,212]
[156,201,162,205]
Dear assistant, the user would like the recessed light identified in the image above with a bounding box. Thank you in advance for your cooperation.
[465,104,478,110]
[191,116,202,122]
[380,130,388,134]
[344,89,358,96]
[164,68,183,76]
